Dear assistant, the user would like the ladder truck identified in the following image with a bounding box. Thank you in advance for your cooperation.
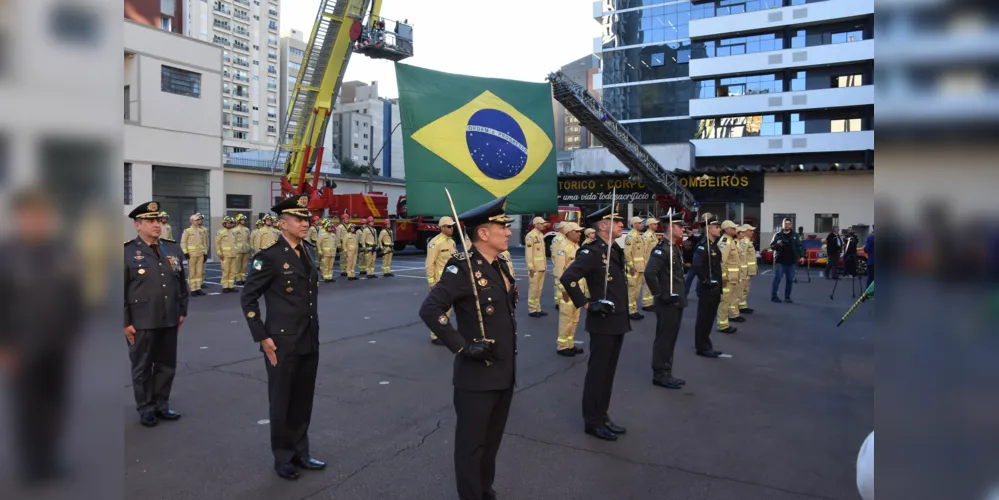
[272,0,413,213]
[547,71,699,227]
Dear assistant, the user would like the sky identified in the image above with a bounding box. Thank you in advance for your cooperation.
[280,0,599,98]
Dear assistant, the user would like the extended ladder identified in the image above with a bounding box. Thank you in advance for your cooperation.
[547,71,697,211]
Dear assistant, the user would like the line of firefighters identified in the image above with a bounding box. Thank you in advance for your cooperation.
[516,215,759,356]
[152,211,398,295]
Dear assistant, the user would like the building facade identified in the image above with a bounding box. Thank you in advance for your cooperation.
[124,19,225,240]
[323,81,405,178]
[553,55,601,151]
[126,0,186,33]
[279,28,307,140]
[183,0,282,157]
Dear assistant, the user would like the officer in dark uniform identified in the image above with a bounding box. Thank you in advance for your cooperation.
[559,204,630,441]
[644,215,688,389]
[691,217,724,358]
[419,196,517,500]
[240,194,325,481]
[124,201,189,427]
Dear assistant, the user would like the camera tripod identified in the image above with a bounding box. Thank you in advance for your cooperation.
[830,262,862,300]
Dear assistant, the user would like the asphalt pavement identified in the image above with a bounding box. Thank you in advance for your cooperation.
[125,248,873,500]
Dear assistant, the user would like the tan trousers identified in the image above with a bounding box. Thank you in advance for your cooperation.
[321,253,334,280]
[739,277,752,309]
[729,279,745,317]
[346,248,357,278]
[381,251,392,274]
[367,250,377,274]
[557,299,581,350]
[627,271,645,314]
[528,269,545,313]
[221,254,237,289]
[236,252,249,281]
[715,280,739,329]
[188,252,205,291]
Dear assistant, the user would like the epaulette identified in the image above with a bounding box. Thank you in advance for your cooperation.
[259,240,278,251]
[303,239,315,247]
[497,252,508,261]
[160,237,176,243]
[451,252,467,261]
[124,240,132,246]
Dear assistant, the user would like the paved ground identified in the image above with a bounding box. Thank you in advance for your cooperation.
[125,248,873,500]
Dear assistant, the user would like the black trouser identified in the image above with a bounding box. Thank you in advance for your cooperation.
[582,333,624,429]
[684,269,697,298]
[12,350,69,476]
[652,307,684,379]
[129,326,178,413]
[265,351,319,467]
[453,387,513,500]
[827,256,839,279]
[694,289,721,352]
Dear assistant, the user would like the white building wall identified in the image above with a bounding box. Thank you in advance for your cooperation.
[223,169,280,220]
[759,171,873,243]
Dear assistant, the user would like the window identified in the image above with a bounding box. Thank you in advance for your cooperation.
[831,30,863,44]
[814,214,839,234]
[650,52,665,67]
[790,113,804,134]
[124,163,132,204]
[790,71,806,91]
[124,85,131,120]
[353,143,359,148]
[290,47,305,57]
[695,114,783,139]
[832,74,864,88]
[831,118,863,132]
[226,194,252,209]
[363,156,368,161]
[773,214,795,234]
[160,15,172,32]
[363,144,368,150]
[161,65,201,98]
[363,133,368,138]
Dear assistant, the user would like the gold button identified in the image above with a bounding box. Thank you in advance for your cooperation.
[280,329,284,333]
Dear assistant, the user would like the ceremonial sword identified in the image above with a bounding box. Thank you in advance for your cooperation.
[444,188,494,366]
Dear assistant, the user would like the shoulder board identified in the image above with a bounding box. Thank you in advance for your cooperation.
[579,248,591,255]
[497,252,508,261]
[451,252,467,261]
[259,239,278,251]
[160,237,176,243]
[303,239,315,247]
[124,240,132,246]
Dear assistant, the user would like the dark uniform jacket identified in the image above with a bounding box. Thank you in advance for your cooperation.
[419,247,518,391]
[559,238,631,336]
[825,232,842,258]
[124,237,189,330]
[241,236,320,355]
[691,237,722,295]
[644,239,688,311]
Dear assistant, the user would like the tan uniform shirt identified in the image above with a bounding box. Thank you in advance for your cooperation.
[624,228,645,273]
[317,229,337,257]
[524,228,546,272]
[161,223,173,241]
[235,224,250,253]
[745,237,758,276]
[425,233,456,285]
[718,235,741,284]
[181,226,209,256]
[258,226,279,249]
[553,240,583,295]
[216,228,238,258]
[378,229,393,251]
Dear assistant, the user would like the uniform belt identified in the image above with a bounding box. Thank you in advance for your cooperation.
[534,257,545,260]
[633,257,645,261]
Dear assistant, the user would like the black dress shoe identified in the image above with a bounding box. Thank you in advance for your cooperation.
[572,346,584,354]
[653,377,684,389]
[696,350,722,358]
[719,327,738,334]
[155,409,182,421]
[604,421,626,434]
[528,312,541,318]
[556,348,576,357]
[384,273,394,277]
[730,316,746,323]
[554,304,559,311]
[771,297,782,303]
[784,298,793,303]
[340,272,347,276]
[629,313,644,320]
[275,462,299,480]
[367,275,377,279]
[585,426,618,441]
[739,308,754,314]
[292,456,326,470]
[538,310,549,316]
[140,412,157,427]
[431,338,445,346]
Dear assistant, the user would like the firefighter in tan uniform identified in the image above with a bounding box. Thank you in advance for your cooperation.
[425,217,457,344]
[258,215,280,249]
[738,224,758,314]
[308,216,321,245]
[363,217,378,278]
[553,222,585,356]
[500,250,515,278]
[715,220,743,333]
[641,217,660,310]
[378,222,395,276]
[250,219,264,254]
[234,213,251,284]
[524,216,549,317]
[181,212,209,295]
[337,218,349,277]
[728,226,749,320]
[624,216,646,320]
[159,212,173,240]
[215,216,239,292]
[549,222,566,307]
[317,219,338,282]
[343,224,359,280]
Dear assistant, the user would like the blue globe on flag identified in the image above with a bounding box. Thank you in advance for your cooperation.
[466,109,528,180]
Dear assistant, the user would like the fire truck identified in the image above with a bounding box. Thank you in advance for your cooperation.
[323,192,445,251]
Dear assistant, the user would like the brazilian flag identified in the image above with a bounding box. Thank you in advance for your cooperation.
[395,64,557,216]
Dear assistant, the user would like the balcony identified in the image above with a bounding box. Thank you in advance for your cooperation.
[213,20,230,31]
[233,58,249,67]
[268,8,278,17]
[232,105,249,114]
[233,74,249,83]
[213,6,230,16]
[690,0,872,40]
[690,85,874,118]
[233,42,249,52]
[234,12,250,22]
[692,130,873,157]
[233,121,250,130]
[690,39,873,79]
[233,28,250,39]
[268,21,278,32]
[234,0,249,6]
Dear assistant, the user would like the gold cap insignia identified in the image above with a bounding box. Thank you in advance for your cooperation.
[478,278,488,287]
[137,269,146,275]
[148,202,159,212]
[286,287,294,293]
[247,311,256,319]
[297,196,309,207]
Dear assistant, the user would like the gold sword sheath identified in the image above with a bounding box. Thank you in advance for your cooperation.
[444,188,494,367]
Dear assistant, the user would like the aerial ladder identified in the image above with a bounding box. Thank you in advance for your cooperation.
[272,0,412,213]
[547,71,698,217]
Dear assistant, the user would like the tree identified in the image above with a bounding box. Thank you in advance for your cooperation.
[338,157,380,177]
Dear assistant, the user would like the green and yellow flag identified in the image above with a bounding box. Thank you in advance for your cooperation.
[395,64,558,216]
